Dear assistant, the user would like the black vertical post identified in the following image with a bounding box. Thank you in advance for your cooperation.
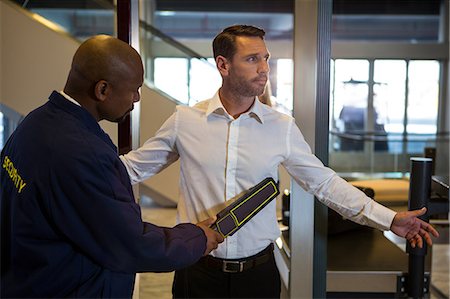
[407,157,432,299]
[117,0,132,155]
[424,147,436,175]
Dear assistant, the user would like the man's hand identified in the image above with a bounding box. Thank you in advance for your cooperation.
[196,217,224,256]
[390,207,439,248]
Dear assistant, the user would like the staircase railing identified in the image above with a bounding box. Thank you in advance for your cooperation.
[139,20,219,106]
[10,0,219,106]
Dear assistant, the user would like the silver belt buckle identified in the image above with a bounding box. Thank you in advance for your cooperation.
[222,260,244,273]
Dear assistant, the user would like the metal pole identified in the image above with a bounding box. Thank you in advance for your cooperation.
[407,157,432,299]
[424,147,436,175]
[117,0,132,155]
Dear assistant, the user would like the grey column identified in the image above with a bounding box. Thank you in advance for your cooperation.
[290,0,332,298]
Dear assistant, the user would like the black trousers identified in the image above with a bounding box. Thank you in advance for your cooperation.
[172,246,281,299]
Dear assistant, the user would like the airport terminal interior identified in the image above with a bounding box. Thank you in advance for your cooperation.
[1,0,449,298]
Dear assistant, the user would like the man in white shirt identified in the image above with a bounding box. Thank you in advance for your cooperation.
[120,25,439,298]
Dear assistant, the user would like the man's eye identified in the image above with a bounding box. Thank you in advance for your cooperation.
[247,57,256,62]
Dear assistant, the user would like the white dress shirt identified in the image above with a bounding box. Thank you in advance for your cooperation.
[120,91,396,259]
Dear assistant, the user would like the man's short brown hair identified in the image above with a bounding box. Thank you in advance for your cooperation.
[212,25,266,60]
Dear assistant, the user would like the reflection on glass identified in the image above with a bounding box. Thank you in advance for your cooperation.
[329,58,441,174]
[333,59,369,151]
[374,60,406,153]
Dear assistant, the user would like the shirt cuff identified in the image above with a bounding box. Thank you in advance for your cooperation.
[369,202,397,231]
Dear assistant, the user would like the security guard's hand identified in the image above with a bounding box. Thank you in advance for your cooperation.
[196,217,224,256]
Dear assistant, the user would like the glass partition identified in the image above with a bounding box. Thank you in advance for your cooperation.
[139,20,220,106]
[12,0,295,110]
[140,19,293,110]
[329,58,445,175]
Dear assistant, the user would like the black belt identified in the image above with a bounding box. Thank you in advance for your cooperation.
[200,243,274,273]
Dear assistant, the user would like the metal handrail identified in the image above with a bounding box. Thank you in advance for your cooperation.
[330,130,449,142]
[140,20,209,62]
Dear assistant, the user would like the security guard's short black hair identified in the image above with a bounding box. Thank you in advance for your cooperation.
[212,25,266,60]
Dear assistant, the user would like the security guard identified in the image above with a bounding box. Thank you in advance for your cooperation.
[0,35,223,298]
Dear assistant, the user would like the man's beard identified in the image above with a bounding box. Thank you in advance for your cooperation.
[230,74,267,98]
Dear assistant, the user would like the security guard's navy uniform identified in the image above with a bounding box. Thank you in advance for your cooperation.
[0,91,206,298]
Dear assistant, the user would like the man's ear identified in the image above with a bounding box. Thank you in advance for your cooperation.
[94,80,109,102]
[216,55,230,76]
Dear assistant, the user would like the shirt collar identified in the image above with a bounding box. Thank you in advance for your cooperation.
[206,90,265,124]
[205,91,227,117]
[59,90,81,107]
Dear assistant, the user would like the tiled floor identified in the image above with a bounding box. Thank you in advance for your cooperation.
[139,203,449,299]
[430,242,450,298]
[139,205,177,299]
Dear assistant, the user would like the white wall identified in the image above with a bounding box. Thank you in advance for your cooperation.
[139,87,179,204]
[1,2,75,115]
[0,1,118,141]
[0,0,180,204]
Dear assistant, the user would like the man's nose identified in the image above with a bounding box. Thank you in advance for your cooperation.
[258,60,270,74]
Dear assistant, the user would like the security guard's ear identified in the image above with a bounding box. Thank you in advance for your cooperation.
[94,80,109,102]
[216,55,229,77]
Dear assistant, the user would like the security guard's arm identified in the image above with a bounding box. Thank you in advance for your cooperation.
[48,144,207,273]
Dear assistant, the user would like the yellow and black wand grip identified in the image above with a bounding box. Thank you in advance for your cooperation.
[210,178,279,238]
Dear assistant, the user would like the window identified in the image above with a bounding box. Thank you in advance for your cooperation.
[407,60,440,153]
[407,60,439,134]
[373,60,407,153]
[154,58,189,103]
[330,59,369,152]
[153,57,294,110]
[329,58,441,173]
[275,59,294,113]
[189,58,221,105]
